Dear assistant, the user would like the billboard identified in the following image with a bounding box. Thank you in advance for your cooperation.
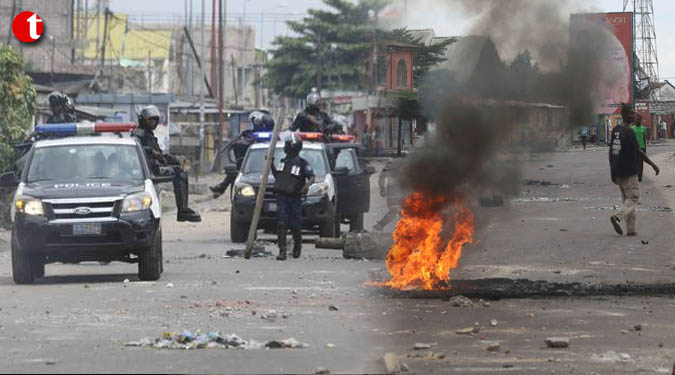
[571,12,634,115]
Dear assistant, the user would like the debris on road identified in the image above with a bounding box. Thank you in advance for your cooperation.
[545,337,570,348]
[456,327,480,335]
[314,232,393,260]
[314,367,330,374]
[490,319,498,327]
[125,331,308,350]
[634,324,642,331]
[166,283,174,288]
[328,305,339,312]
[448,295,473,308]
[413,343,431,350]
[261,310,278,321]
[226,246,274,258]
[325,343,335,348]
[383,353,404,374]
[485,342,501,352]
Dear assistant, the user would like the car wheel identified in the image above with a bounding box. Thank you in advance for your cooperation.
[230,216,249,243]
[139,229,162,281]
[32,261,45,279]
[11,231,34,285]
[349,213,365,232]
[320,204,338,238]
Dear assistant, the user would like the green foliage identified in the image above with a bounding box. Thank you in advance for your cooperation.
[386,89,421,120]
[265,0,387,97]
[0,44,35,172]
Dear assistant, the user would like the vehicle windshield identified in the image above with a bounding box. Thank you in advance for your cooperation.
[26,144,145,183]
[243,148,327,178]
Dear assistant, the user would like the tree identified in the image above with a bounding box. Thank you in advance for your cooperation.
[0,44,35,173]
[265,0,389,98]
[386,89,421,156]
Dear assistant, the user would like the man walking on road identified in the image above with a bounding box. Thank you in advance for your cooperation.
[609,104,660,236]
[631,114,648,182]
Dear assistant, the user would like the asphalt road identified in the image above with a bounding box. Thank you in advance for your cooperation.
[1,146,675,374]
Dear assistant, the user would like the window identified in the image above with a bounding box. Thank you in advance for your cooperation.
[335,149,357,173]
[397,59,408,88]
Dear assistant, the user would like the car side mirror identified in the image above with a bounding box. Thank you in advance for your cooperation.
[333,167,349,176]
[364,166,376,175]
[0,172,19,187]
[224,165,239,176]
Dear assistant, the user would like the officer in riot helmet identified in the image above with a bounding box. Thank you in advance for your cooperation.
[47,91,77,124]
[210,111,270,198]
[132,105,201,222]
[271,133,315,260]
[291,88,342,135]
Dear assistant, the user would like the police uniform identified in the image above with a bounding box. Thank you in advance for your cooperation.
[132,106,201,223]
[272,145,314,260]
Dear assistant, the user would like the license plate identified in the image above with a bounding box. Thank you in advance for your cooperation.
[265,202,277,212]
[73,223,102,235]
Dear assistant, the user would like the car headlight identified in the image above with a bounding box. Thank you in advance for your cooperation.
[15,196,45,216]
[235,183,255,197]
[307,182,330,197]
[122,192,153,212]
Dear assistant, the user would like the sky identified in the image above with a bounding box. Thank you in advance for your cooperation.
[108,0,675,80]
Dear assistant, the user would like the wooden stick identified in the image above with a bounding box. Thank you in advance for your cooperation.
[244,115,283,259]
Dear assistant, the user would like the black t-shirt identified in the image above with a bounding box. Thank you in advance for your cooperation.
[609,124,640,178]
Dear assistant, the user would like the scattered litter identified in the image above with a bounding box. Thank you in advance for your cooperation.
[560,229,568,232]
[545,337,570,349]
[633,324,642,331]
[620,330,629,334]
[413,343,431,350]
[456,327,480,335]
[448,295,473,308]
[84,284,90,289]
[641,240,649,245]
[383,353,402,374]
[314,367,330,374]
[125,331,308,350]
[485,343,501,352]
[664,185,673,188]
[478,299,491,307]
[45,361,56,366]
[166,283,174,288]
[261,310,278,321]
[123,279,130,284]
[619,353,631,361]
[524,179,556,186]
[529,313,535,318]
[490,319,498,327]
[560,185,570,189]
[226,246,274,258]
[325,343,335,349]
[328,305,339,312]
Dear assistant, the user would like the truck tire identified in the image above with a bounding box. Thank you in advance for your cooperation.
[11,231,34,285]
[230,217,249,243]
[319,204,338,238]
[139,229,162,281]
[349,213,365,232]
[32,261,45,279]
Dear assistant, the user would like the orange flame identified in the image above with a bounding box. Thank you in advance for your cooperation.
[376,192,475,291]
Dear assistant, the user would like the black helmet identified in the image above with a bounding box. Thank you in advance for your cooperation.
[48,91,73,112]
[260,114,275,131]
[306,88,321,107]
[249,111,264,125]
[138,105,161,127]
[283,131,303,155]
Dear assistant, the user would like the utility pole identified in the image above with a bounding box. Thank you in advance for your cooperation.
[199,0,206,177]
[7,0,17,45]
[218,0,226,145]
[95,0,101,61]
[147,50,152,92]
[183,26,214,97]
[188,0,194,96]
[211,0,218,103]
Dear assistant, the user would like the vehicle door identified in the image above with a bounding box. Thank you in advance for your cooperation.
[328,144,371,216]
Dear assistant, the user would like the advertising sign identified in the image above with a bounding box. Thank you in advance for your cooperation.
[571,12,634,115]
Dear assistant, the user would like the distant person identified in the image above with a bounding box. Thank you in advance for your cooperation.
[46,91,77,124]
[291,88,342,136]
[609,104,659,236]
[631,114,648,182]
[580,127,589,150]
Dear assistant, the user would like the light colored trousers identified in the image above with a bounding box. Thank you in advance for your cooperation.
[614,175,639,233]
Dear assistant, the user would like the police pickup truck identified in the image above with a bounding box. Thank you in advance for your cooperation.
[229,132,374,242]
[0,122,170,284]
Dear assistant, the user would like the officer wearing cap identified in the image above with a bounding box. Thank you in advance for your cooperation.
[271,133,315,260]
[210,111,276,198]
[291,88,342,135]
[47,91,77,124]
[132,105,201,222]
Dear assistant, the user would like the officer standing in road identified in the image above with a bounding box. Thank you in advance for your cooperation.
[132,105,201,222]
[47,91,78,124]
[271,134,315,261]
[210,112,275,198]
[291,88,342,135]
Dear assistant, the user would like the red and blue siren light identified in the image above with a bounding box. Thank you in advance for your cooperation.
[251,131,355,143]
[35,122,137,136]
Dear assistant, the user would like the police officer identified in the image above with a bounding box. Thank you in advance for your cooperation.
[132,105,201,222]
[47,91,77,124]
[291,88,342,135]
[210,112,276,198]
[271,134,315,260]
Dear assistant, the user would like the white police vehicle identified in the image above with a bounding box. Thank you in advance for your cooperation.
[0,122,171,284]
[229,132,373,242]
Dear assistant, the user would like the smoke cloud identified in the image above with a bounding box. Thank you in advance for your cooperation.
[393,0,623,200]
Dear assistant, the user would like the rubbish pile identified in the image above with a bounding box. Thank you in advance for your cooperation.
[125,331,308,350]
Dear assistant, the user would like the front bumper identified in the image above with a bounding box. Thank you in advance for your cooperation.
[232,194,334,230]
[13,210,159,262]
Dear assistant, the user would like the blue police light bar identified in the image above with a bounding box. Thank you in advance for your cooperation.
[252,132,273,141]
[35,122,136,136]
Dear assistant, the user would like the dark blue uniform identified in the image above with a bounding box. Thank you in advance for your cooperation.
[274,156,314,231]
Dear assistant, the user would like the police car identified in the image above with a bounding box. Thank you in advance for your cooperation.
[0,122,170,284]
[229,132,374,242]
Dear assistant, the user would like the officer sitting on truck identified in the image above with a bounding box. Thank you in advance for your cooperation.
[291,88,342,136]
[210,112,275,198]
[132,105,202,223]
[271,133,315,261]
